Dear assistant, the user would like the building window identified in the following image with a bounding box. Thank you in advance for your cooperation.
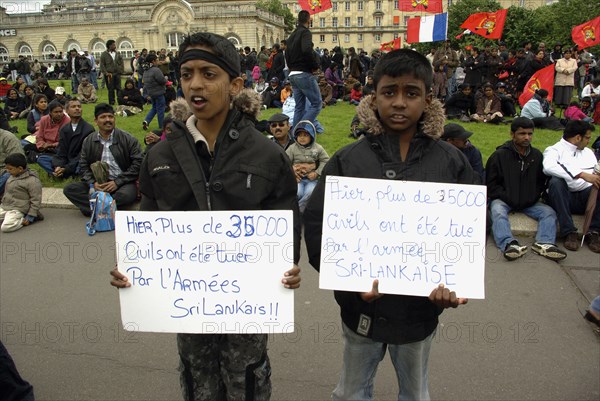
[394,32,399,40]
[375,16,382,27]
[332,34,338,43]
[42,43,57,60]
[320,34,325,43]
[0,46,9,63]
[18,44,33,59]
[358,16,363,27]
[91,41,106,61]
[166,32,185,50]
[320,17,325,28]
[344,34,350,43]
[404,16,410,26]
[118,40,134,59]
[65,41,81,53]
[375,34,381,42]
[345,1,350,11]
[376,1,382,10]
[394,0,399,9]
[357,34,363,42]
[332,2,338,12]
[332,17,338,28]
[345,17,351,27]
[393,16,400,25]
[358,1,363,11]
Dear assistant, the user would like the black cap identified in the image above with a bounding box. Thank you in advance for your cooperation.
[442,123,473,140]
[267,113,289,123]
[94,103,115,117]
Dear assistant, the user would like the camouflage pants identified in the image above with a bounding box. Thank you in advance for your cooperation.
[177,333,271,401]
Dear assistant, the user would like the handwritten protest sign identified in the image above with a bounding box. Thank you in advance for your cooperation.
[319,176,486,299]
[115,210,295,333]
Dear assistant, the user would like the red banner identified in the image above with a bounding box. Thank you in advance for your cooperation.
[460,9,507,40]
[399,0,442,13]
[572,16,600,50]
[298,0,332,15]
[518,64,555,107]
[380,38,401,52]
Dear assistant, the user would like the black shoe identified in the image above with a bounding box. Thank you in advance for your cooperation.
[503,240,528,261]
[142,121,148,131]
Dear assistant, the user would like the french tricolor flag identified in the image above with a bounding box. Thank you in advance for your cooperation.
[406,13,448,44]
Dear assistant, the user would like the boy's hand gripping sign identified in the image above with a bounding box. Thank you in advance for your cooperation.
[115,210,295,333]
[319,176,486,299]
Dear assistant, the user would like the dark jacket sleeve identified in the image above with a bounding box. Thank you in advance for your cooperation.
[485,151,508,204]
[114,130,143,187]
[27,112,37,134]
[52,125,69,170]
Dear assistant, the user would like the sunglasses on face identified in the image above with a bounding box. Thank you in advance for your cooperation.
[270,122,287,127]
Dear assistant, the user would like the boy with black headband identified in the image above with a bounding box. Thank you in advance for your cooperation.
[110,32,301,400]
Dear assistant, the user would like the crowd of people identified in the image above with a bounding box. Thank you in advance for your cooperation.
[1,9,600,400]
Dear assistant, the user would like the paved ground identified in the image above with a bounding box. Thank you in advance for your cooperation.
[0,207,598,401]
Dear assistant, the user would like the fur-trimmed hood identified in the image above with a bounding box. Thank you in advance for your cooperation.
[355,94,446,140]
[167,89,263,124]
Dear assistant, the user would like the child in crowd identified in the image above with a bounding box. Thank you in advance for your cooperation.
[349,82,362,105]
[565,101,593,123]
[444,83,476,121]
[285,120,329,212]
[433,63,447,102]
[0,153,43,232]
[303,49,474,401]
[110,31,300,400]
[471,83,503,124]
[580,97,593,116]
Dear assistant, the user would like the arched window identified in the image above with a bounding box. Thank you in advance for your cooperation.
[166,32,185,51]
[18,44,33,59]
[65,41,81,53]
[42,43,57,60]
[118,39,134,59]
[0,45,9,63]
[91,41,106,61]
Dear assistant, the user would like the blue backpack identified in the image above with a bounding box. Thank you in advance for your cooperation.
[86,191,116,236]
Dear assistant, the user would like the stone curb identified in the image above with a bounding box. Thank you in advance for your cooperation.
[41,188,585,237]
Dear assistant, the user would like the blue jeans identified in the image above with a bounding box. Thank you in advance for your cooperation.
[90,70,98,89]
[546,177,600,237]
[288,72,322,128]
[0,172,9,194]
[490,199,558,250]
[333,323,434,401]
[36,154,54,175]
[144,94,166,129]
[297,177,317,213]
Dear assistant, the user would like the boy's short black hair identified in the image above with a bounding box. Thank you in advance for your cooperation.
[178,32,241,78]
[373,49,433,92]
[5,153,27,169]
[511,117,535,133]
[563,120,593,139]
[298,10,310,25]
[535,89,549,98]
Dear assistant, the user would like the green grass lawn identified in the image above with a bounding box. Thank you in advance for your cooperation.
[10,80,569,188]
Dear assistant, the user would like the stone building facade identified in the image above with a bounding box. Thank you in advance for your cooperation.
[0,0,286,65]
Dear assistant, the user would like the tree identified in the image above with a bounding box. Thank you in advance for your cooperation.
[256,0,296,33]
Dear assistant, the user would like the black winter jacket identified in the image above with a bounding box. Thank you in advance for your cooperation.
[52,118,95,176]
[303,97,478,345]
[139,90,301,263]
[285,25,319,73]
[485,141,547,210]
[79,128,143,187]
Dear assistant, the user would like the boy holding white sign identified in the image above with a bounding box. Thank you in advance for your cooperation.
[110,32,301,401]
[304,49,475,401]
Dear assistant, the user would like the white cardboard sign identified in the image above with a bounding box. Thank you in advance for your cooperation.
[115,210,295,333]
[319,176,486,299]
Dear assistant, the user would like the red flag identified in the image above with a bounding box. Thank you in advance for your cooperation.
[572,16,600,50]
[518,64,555,107]
[399,0,442,13]
[297,0,332,15]
[460,9,507,40]
[380,38,401,52]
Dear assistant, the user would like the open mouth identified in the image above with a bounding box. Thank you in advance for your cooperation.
[190,95,207,108]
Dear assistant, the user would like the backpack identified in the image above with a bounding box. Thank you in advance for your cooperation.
[86,191,116,235]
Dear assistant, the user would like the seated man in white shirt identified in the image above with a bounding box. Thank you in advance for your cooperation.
[543,120,600,253]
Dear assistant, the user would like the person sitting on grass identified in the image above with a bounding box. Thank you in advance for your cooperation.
[471,83,503,124]
[565,101,593,123]
[349,82,363,106]
[77,78,97,104]
[0,152,43,233]
[26,94,48,134]
[444,83,476,121]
